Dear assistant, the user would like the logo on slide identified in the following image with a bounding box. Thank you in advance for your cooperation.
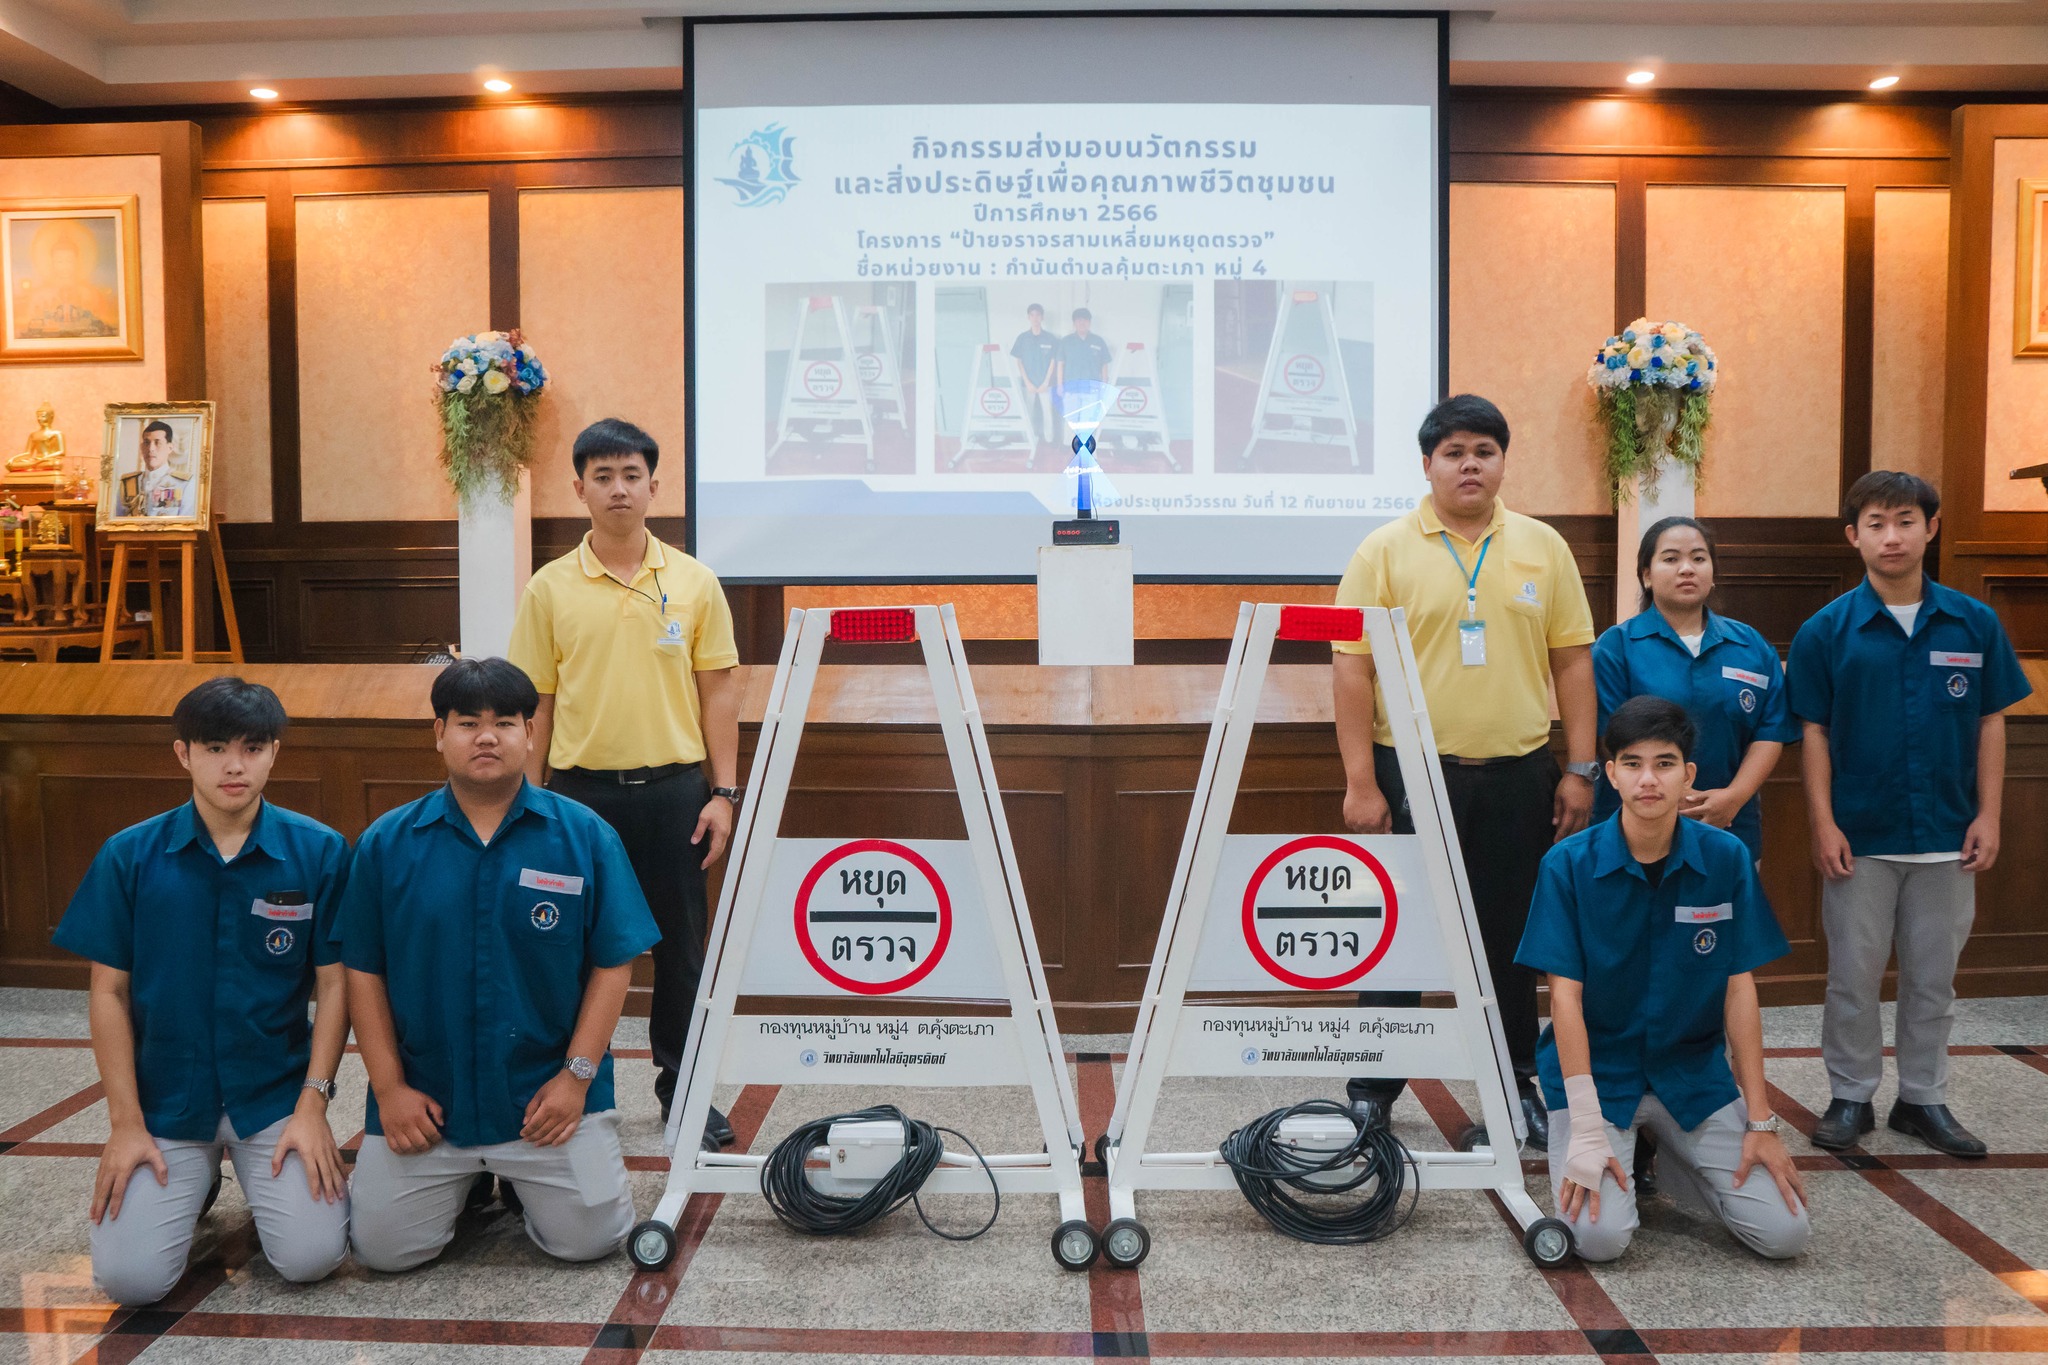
[717,124,799,208]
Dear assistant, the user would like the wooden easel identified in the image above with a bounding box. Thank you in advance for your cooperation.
[97,522,244,663]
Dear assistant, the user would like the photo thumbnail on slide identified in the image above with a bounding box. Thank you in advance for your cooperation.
[1215,280,1374,475]
[764,282,916,477]
[935,283,1194,477]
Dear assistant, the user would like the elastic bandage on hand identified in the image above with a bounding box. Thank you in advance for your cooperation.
[1561,1073,1616,1195]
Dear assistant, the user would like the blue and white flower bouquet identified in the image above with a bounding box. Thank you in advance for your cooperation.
[435,329,548,504]
[1586,318,1716,501]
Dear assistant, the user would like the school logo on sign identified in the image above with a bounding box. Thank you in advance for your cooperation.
[717,124,799,208]
[531,901,561,931]
[264,927,294,956]
[1947,672,1969,699]
[1693,927,1718,956]
[1739,688,1757,714]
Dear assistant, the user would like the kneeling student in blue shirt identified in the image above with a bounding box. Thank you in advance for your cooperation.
[56,679,351,1304]
[1515,696,1809,1262]
[340,658,660,1271]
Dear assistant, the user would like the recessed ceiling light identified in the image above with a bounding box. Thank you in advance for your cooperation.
[1626,70,1657,86]
[250,87,278,100]
[1869,75,1900,90]
[483,78,512,93]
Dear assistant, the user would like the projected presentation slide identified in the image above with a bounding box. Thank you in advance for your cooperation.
[693,16,1440,580]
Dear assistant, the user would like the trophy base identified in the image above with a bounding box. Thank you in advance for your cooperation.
[1052,518,1119,546]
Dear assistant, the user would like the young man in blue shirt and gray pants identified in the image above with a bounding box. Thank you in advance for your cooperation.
[1789,471,2031,1156]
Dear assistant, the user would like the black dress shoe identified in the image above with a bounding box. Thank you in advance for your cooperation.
[1349,1095,1392,1132]
[1633,1128,1659,1198]
[1520,1092,1549,1153]
[1811,1098,1875,1151]
[1888,1101,1988,1158]
[707,1104,736,1149]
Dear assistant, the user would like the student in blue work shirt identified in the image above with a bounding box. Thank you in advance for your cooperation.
[1515,696,1809,1264]
[1788,471,2032,1158]
[340,658,661,1272]
[56,679,351,1305]
[1594,517,1796,862]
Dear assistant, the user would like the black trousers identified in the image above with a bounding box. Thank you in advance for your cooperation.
[1349,744,1557,1104]
[547,766,710,1110]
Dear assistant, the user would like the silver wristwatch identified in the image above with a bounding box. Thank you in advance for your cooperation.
[1564,761,1601,782]
[565,1055,599,1082]
[302,1078,337,1101]
[1746,1114,1781,1134]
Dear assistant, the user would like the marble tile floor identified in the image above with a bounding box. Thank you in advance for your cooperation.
[0,988,2044,1364]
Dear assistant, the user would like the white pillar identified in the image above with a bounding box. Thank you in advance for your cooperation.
[457,475,532,659]
[1036,544,1135,665]
[1614,458,1695,625]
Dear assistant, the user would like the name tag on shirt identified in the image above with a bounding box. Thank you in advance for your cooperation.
[1721,666,1769,688]
[251,899,313,921]
[520,868,584,896]
[1676,903,1733,924]
[1458,619,1487,667]
[1930,651,1982,668]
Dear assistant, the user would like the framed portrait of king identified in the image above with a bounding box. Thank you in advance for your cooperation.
[98,402,214,532]
[2019,179,2048,357]
[0,196,144,364]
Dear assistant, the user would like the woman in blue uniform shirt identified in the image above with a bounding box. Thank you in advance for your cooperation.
[1593,517,1797,863]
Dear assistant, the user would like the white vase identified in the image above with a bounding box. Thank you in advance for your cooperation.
[457,474,532,659]
[1614,396,1697,624]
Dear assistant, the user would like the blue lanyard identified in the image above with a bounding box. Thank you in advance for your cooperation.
[1439,531,1491,618]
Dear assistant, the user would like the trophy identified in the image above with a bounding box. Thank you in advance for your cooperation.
[1053,381,1120,546]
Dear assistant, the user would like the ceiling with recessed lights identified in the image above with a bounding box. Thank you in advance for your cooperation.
[0,0,2044,106]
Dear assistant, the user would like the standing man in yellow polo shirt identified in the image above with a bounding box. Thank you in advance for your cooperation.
[509,418,742,1152]
[1333,394,1599,1150]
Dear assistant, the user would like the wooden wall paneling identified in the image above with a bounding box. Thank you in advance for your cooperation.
[1942,106,2048,650]
[1842,166,1877,502]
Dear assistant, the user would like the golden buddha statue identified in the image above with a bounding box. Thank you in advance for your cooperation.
[8,404,64,476]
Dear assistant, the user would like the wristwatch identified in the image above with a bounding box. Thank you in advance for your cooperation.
[1564,761,1601,782]
[711,786,744,810]
[1746,1114,1781,1134]
[565,1055,599,1082]
[302,1078,337,1102]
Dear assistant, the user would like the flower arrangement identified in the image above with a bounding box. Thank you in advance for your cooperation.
[1586,318,1717,501]
[435,329,548,504]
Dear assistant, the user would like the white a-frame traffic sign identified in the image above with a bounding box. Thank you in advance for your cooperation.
[630,604,1096,1271]
[1095,602,1569,1270]
[949,342,1039,466]
[1240,287,1361,470]
[772,293,877,470]
[1095,341,1180,470]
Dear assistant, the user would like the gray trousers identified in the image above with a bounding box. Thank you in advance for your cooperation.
[1822,857,1976,1105]
[349,1110,634,1272]
[92,1114,349,1305]
[1547,1094,1810,1263]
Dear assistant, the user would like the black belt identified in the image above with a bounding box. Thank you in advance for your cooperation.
[555,763,694,786]
[1375,743,1543,769]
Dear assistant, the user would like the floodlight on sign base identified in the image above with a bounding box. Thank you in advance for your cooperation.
[1054,381,1120,545]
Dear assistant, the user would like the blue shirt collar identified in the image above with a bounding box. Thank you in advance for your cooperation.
[1623,606,1731,654]
[164,798,284,864]
[1588,810,1708,883]
[412,779,553,839]
[1850,575,1961,638]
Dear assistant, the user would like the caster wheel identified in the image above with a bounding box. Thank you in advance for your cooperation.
[1523,1217,1574,1268]
[628,1219,678,1271]
[1453,1124,1488,1153]
[1100,1217,1151,1270]
[1094,1133,1109,1164]
[1051,1219,1100,1271]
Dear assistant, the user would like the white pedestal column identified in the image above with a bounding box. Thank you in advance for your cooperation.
[1036,544,1135,665]
[457,475,533,659]
[1614,459,1695,625]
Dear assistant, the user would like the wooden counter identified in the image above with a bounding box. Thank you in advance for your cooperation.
[3,660,2044,1023]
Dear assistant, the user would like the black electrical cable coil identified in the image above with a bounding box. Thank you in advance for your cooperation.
[759,1103,1000,1241]
[1218,1098,1420,1245]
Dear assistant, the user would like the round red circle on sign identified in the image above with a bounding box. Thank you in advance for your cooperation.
[1283,355,1325,395]
[803,361,843,399]
[979,387,1012,416]
[794,838,953,995]
[1239,835,1398,990]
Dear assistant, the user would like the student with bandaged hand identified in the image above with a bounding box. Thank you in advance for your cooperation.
[1515,696,1810,1262]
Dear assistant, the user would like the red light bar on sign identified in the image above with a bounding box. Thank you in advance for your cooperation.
[827,608,918,643]
[1277,605,1365,643]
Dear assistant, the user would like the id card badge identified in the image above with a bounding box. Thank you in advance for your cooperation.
[1459,619,1488,667]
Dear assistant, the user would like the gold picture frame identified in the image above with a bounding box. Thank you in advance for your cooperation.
[97,402,214,532]
[2017,178,2048,357]
[0,196,145,364]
